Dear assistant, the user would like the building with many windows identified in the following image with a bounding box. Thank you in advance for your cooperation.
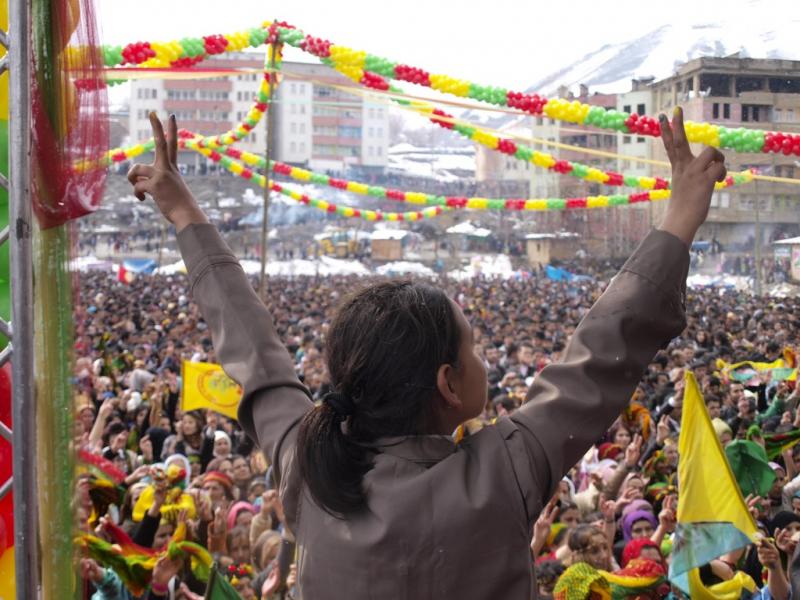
[649,55,800,247]
[128,54,389,175]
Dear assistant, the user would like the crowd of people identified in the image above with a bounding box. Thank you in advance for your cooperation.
[73,262,800,599]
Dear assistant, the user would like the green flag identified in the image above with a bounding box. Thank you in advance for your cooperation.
[725,439,777,498]
[204,566,242,600]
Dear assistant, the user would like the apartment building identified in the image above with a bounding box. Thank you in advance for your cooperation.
[649,55,800,247]
[128,54,389,174]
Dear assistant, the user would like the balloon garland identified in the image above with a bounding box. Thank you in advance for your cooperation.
[180,134,752,211]
[96,73,756,197]
[94,21,800,157]
[185,137,677,215]
[314,59,762,190]
[83,44,281,171]
[185,140,448,222]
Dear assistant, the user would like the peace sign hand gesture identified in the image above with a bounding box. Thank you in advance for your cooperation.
[658,106,727,247]
[127,112,208,232]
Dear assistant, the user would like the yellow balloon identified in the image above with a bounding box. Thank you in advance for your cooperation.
[0,547,15,600]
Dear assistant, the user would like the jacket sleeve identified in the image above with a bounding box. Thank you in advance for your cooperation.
[508,229,688,520]
[177,224,314,484]
[132,512,160,548]
[93,568,129,600]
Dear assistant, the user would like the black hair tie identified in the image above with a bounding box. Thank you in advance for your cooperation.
[322,391,355,421]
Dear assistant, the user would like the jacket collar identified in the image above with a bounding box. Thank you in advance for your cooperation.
[372,435,457,464]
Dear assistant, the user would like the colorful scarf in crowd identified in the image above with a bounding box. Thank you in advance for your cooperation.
[645,478,677,509]
[621,403,652,441]
[553,562,611,600]
[132,463,197,522]
[546,522,568,550]
[78,448,128,485]
[597,443,624,461]
[716,347,797,386]
[620,539,661,568]
[77,521,212,595]
[642,451,668,483]
[77,449,128,526]
[603,558,668,599]
[763,428,800,460]
[554,559,669,600]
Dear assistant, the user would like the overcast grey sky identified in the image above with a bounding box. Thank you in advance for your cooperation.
[96,0,798,90]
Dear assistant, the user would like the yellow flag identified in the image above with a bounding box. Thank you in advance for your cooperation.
[669,372,760,596]
[181,361,242,420]
[686,568,756,600]
[677,372,758,534]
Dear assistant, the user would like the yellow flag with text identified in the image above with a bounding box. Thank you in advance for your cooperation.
[181,361,242,420]
[669,371,759,596]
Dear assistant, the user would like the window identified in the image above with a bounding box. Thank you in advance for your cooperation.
[788,109,795,122]
[251,133,257,144]
[376,146,382,157]
[339,126,361,138]
[636,103,645,115]
[290,141,297,152]
[151,89,157,99]
[290,104,296,114]
[299,123,305,134]
[316,86,333,98]
[290,122,297,134]
[377,127,383,137]
[299,142,305,152]
[623,135,631,144]
[368,127,374,137]
[713,103,719,119]
[775,109,783,122]
[299,104,305,115]
[290,83,296,95]
[367,146,374,156]
[723,103,730,119]
[623,104,631,113]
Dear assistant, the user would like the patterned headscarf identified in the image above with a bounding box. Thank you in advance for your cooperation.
[622,402,653,441]
[621,538,661,568]
[643,450,668,482]
[553,562,611,600]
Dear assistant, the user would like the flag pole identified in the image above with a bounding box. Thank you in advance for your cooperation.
[203,561,218,599]
[259,32,279,299]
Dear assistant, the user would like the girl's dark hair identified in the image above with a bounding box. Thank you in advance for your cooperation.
[297,281,462,517]
[102,422,128,447]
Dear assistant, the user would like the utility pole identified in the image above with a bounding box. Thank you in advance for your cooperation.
[259,37,278,298]
[156,224,166,269]
[754,178,762,296]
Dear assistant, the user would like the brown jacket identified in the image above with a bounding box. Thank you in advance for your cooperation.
[178,224,688,599]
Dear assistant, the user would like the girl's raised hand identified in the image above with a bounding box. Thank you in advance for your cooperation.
[127,113,208,232]
[658,107,727,247]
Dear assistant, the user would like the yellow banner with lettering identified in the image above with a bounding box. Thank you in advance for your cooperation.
[181,361,242,420]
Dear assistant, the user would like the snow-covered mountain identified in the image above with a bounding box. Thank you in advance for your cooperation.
[530,20,799,97]
[463,18,799,128]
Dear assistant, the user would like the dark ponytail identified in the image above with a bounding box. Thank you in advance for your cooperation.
[296,281,461,517]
